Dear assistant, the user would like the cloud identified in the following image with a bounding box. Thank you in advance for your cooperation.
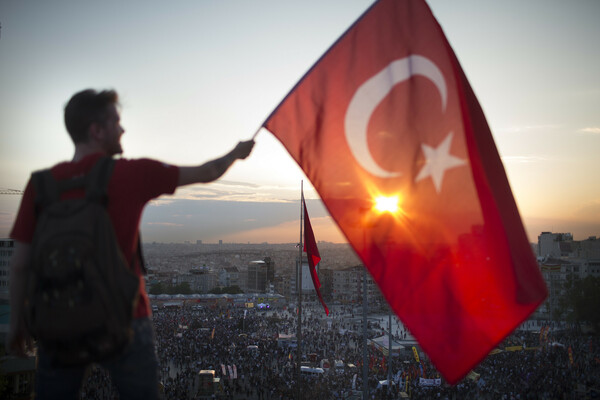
[572,199,600,220]
[500,124,561,134]
[501,155,548,164]
[140,198,336,244]
[579,127,600,135]
[524,215,600,243]
[219,215,345,244]
[147,222,184,227]
[149,181,300,204]
[218,180,261,188]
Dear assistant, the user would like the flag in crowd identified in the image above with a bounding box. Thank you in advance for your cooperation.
[264,0,547,383]
[568,346,574,366]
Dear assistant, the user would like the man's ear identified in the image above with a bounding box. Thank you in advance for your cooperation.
[88,122,104,143]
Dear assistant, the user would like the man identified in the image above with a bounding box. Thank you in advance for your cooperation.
[7,89,255,399]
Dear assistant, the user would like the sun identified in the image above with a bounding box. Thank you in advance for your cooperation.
[373,195,400,214]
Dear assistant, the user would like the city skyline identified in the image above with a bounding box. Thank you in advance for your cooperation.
[1,0,599,244]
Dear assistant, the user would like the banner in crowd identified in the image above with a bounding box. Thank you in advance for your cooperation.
[419,378,442,387]
[568,346,574,366]
[505,346,524,352]
[412,346,420,363]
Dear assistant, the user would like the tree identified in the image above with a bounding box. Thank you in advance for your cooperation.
[149,281,192,295]
[209,285,243,294]
[223,285,243,294]
[0,373,7,400]
[149,282,165,295]
[209,287,223,294]
[171,282,192,294]
[562,276,600,332]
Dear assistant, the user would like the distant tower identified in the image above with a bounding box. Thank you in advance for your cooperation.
[247,257,275,293]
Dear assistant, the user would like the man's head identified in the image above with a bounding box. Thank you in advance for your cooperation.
[64,89,124,155]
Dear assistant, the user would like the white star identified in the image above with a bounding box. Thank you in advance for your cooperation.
[415,132,466,193]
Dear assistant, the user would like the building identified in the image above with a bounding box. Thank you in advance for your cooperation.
[273,273,292,300]
[581,259,600,278]
[0,355,36,399]
[0,240,36,399]
[0,238,15,301]
[319,267,334,301]
[282,256,322,304]
[536,232,600,320]
[577,236,600,260]
[331,265,383,306]
[218,266,241,288]
[538,232,574,258]
[537,258,572,319]
[172,266,217,293]
[246,257,275,293]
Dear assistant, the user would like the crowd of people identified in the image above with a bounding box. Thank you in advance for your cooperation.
[79,304,599,399]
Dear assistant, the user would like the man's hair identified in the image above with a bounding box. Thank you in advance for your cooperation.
[64,89,119,144]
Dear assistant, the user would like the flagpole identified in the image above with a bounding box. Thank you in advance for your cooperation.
[388,312,392,394]
[296,180,304,400]
[362,265,369,400]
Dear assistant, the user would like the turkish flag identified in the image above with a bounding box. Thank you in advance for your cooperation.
[263,0,547,384]
[303,195,329,316]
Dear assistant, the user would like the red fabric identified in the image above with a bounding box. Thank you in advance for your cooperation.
[303,197,329,315]
[264,0,547,384]
[11,153,179,318]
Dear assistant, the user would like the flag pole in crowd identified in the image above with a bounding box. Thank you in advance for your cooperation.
[362,266,369,400]
[296,181,303,400]
[296,181,330,399]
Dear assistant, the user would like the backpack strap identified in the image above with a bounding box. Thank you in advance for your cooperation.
[32,156,116,212]
[85,157,115,205]
[86,157,147,275]
[32,169,61,215]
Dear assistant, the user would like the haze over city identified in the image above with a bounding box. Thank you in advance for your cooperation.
[1,0,599,244]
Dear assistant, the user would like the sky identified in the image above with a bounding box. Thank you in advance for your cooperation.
[1,0,599,245]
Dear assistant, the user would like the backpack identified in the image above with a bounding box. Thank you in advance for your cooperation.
[25,157,140,366]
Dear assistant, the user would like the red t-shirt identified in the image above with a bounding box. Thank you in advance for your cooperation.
[10,152,179,319]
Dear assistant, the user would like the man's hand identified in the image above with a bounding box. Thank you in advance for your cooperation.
[231,140,255,160]
[177,139,256,187]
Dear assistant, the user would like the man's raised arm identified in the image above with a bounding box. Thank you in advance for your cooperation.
[177,140,255,187]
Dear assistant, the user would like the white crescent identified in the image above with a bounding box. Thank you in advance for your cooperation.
[344,55,447,178]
